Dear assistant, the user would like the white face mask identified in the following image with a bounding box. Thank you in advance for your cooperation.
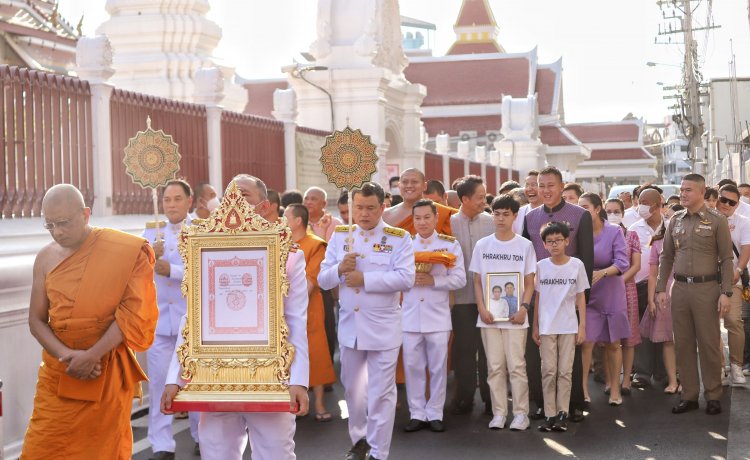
[742,196,750,204]
[607,213,623,225]
[206,197,221,212]
[637,204,653,220]
[390,187,400,196]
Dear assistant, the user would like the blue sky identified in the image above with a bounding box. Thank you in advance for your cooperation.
[59,0,750,124]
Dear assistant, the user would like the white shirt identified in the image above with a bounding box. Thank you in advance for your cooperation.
[727,213,750,285]
[318,220,415,350]
[512,204,530,235]
[451,209,495,304]
[628,218,661,283]
[402,231,466,333]
[622,207,640,228]
[736,199,750,219]
[535,257,589,335]
[469,234,537,329]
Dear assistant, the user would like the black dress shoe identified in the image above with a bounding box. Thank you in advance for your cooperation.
[671,400,699,414]
[367,456,381,460]
[706,400,722,415]
[570,408,585,423]
[404,419,427,432]
[346,438,371,460]
[529,406,545,420]
[148,452,175,460]
[429,419,445,432]
[452,400,473,415]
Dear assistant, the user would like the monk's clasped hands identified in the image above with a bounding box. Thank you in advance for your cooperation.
[59,349,102,380]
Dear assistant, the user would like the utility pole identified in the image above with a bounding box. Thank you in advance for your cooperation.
[655,0,720,172]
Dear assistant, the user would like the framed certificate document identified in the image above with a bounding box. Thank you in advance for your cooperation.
[485,272,521,322]
[171,181,296,412]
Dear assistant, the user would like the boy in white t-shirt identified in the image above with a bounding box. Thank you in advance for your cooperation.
[470,195,537,431]
[533,222,588,433]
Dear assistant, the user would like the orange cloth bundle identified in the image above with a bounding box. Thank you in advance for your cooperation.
[414,251,457,269]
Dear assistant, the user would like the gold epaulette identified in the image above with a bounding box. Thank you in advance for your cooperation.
[335,225,353,232]
[384,227,406,238]
[438,233,456,242]
[145,220,167,229]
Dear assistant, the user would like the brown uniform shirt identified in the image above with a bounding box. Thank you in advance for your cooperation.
[656,205,734,293]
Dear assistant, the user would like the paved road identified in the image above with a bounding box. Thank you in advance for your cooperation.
[133,370,739,460]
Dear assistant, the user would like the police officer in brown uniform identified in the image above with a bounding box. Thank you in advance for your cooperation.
[656,173,733,415]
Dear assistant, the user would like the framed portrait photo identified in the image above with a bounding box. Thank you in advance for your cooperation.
[485,272,522,322]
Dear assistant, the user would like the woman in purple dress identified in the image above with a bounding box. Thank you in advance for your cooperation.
[578,193,631,405]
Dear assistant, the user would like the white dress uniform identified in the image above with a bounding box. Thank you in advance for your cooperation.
[402,231,466,422]
[165,249,309,460]
[142,217,200,452]
[318,220,415,460]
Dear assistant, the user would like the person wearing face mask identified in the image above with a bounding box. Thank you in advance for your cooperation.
[622,186,642,228]
[627,186,667,387]
[191,182,219,220]
[605,198,642,394]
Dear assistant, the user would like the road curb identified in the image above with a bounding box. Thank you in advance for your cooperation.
[727,384,750,460]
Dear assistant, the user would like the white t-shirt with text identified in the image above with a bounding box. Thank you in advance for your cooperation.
[469,234,536,329]
[535,257,589,335]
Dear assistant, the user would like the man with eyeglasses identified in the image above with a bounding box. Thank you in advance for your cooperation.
[715,184,749,385]
[22,184,158,459]
[161,174,310,459]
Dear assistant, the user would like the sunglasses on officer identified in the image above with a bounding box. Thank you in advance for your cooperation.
[719,195,738,207]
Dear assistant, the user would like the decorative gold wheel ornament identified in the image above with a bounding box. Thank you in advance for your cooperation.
[123,116,181,189]
[320,126,378,190]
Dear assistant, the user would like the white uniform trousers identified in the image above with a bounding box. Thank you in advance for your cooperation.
[402,331,451,421]
[147,334,199,452]
[340,345,400,460]
[198,412,296,460]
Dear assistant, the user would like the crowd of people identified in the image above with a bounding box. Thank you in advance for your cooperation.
[21,166,750,460]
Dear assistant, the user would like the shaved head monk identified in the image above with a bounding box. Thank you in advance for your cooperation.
[383,168,458,236]
[23,184,158,459]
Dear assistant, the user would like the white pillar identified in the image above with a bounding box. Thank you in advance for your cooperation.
[272,88,299,191]
[436,133,451,188]
[76,36,115,217]
[194,68,225,193]
[476,146,487,182]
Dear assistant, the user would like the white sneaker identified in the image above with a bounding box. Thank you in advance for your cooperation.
[509,414,530,431]
[731,363,747,385]
[488,415,506,430]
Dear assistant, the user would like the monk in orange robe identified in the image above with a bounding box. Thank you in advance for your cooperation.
[284,204,337,421]
[383,169,458,384]
[22,184,158,460]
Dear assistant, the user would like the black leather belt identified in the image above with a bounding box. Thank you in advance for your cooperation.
[673,274,718,284]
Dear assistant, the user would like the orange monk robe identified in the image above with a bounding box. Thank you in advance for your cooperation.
[394,203,458,383]
[22,228,158,460]
[297,234,336,387]
[395,202,458,236]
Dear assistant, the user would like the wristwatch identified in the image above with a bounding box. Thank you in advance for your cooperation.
[723,291,734,298]
[520,303,530,310]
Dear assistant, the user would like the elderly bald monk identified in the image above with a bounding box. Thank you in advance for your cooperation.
[383,169,457,236]
[22,184,158,459]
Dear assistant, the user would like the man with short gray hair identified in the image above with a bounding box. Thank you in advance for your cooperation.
[305,186,342,241]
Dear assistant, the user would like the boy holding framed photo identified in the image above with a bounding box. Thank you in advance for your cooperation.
[470,194,536,431]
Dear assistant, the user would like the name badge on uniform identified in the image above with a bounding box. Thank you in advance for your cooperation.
[698,224,712,231]
[373,243,393,253]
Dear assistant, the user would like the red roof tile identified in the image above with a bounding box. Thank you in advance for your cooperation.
[455,0,496,27]
[588,148,651,161]
[405,57,529,106]
[422,115,500,137]
[535,68,557,114]
[243,80,288,118]
[540,126,574,146]
[446,41,503,55]
[567,123,640,143]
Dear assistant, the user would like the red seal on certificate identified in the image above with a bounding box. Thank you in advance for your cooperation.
[219,273,230,287]
[242,273,253,287]
[226,290,246,311]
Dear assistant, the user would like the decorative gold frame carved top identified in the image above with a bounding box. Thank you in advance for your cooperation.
[175,181,295,402]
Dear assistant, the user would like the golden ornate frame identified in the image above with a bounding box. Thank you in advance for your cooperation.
[172,181,295,410]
